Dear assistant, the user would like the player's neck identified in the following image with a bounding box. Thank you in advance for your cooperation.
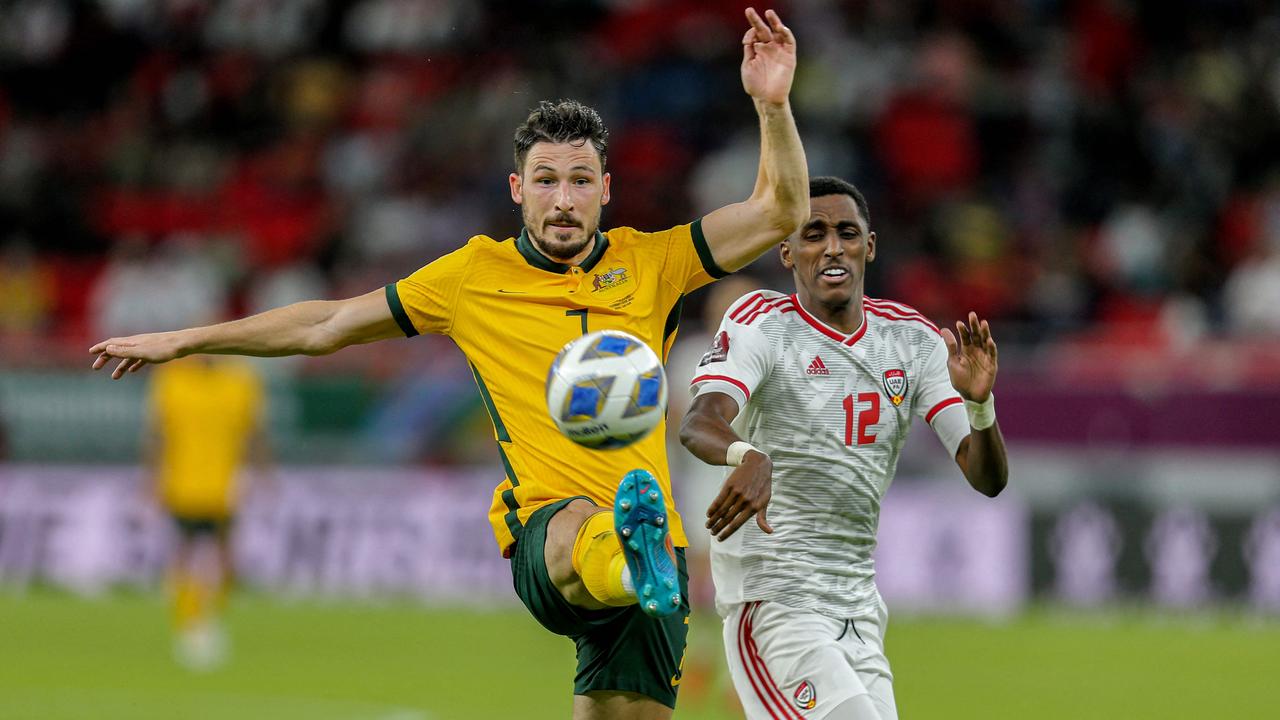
[800,289,864,335]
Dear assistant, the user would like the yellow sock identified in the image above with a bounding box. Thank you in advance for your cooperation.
[172,571,203,631]
[571,511,633,606]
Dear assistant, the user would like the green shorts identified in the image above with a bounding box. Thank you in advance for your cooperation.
[510,496,691,708]
[171,514,232,540]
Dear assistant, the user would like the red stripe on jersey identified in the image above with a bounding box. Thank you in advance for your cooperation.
[744,603,804,720]
[865,305,941,335]
[926,396,964,424]
[865,298,941,333]
[789,294,866,346]
[743,297,794,326]
[844,314,869,346]
[736,603,791,720]
[731,293,767,322]
[788,295,847,342]
[865,297,937,323]
[866,296,929,317]
[740,298,780,326]
[691,374,751,402]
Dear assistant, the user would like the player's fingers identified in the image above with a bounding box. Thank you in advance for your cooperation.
[706,493,734,531]
[711,497,750,536]
[756,505,773,534]
[717,507,753,541]
[764,9,795,45]
[92,353,110,370]
[112,358,131,380]
[89,340,109,354]
[744,7,774,42]
[956,320,971,346]
[706,482,735,518]
[708,508,732,536]
[941,328,958,356]
[968,311,981,337]
[127,359,148,373]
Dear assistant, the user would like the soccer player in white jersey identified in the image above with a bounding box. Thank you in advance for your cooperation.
[679,176,1009,720]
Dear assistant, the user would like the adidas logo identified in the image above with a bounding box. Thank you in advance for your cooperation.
[806,356,830,375]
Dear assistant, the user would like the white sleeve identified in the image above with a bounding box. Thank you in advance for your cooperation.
[913,333,968,459]
[688,299,775,413]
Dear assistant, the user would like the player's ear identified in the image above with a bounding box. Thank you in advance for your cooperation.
[779,238,793,269]
[866,231,876,263]
[509,172,523,204]
[600,172,611,206]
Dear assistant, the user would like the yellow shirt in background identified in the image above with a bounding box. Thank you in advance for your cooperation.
[149,357,263,518]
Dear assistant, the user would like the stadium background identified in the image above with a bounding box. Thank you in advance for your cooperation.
[1,0,1278,718]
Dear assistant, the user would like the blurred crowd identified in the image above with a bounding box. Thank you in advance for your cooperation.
[3,0,1280,361]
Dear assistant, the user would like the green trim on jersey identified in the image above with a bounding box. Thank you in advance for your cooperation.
[469,362,511,442]
[662,295,684,361]
[690,218,730,279]
[516,228,610,274]
[384,283,419,337]
[470,362,522,540]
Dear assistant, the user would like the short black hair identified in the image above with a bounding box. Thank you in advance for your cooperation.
[513,99,609,173]
[810,176,870,227]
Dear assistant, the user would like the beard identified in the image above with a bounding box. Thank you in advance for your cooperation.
[525,209,596,261]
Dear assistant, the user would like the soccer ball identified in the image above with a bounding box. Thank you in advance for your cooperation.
[546,329,668,449]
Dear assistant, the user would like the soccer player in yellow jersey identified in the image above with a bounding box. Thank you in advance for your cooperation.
[146,356,267,669]
[90,8,806,717]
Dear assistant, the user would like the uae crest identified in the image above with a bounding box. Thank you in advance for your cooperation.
[882,369,907,406]
[794,680,817,710]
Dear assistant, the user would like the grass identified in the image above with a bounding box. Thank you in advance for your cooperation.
[1,592,1277,719]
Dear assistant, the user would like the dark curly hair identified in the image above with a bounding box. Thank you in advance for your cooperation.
[810,176,871,227]
[513,99,609,173]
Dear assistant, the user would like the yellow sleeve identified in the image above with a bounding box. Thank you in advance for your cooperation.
[384,241,476,336]
[657,218,731,295]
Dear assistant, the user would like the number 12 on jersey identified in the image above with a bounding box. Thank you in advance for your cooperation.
[843,392,879,446]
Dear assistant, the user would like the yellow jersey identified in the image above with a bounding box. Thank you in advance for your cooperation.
[388,221,726,556]
[149,357,264,518]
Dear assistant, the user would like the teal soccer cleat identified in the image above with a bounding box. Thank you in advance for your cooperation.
[614,469,681,618]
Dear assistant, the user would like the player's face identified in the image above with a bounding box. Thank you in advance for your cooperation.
[780,193,875,308]
[509,141,611,262]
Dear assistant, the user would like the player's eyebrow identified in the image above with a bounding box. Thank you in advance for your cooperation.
[530,163,598,176]
[800,219,863,234]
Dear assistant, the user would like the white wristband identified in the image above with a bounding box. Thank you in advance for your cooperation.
[726,441,762,467]
[965,393,996,430]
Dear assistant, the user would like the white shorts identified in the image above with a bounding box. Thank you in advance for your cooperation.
[722,598,897,720]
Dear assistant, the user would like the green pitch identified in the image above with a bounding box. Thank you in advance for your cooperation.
[1,592,1276,719]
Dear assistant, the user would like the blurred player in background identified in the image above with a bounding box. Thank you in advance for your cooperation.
[90,8,807,717]
[146,355,267,670]
[681,177,1009,719]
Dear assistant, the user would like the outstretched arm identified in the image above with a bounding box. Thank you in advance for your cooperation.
[942,312,1009,497]
[90,289,403,379]
[680,392,774,541]
[700,7,809,272]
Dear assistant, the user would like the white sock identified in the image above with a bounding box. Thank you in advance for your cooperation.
[620,567,634,596]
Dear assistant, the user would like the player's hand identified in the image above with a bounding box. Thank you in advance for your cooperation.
[89,331,187,379]
[941,311,998,402]
[740,8,796,106]
[707,451,774,541]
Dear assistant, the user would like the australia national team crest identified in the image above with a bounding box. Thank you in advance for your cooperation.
[591,266,631,292]
[794,680,817,710]
[882,368,907,406]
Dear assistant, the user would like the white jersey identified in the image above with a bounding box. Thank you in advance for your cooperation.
[692,290,971,619]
